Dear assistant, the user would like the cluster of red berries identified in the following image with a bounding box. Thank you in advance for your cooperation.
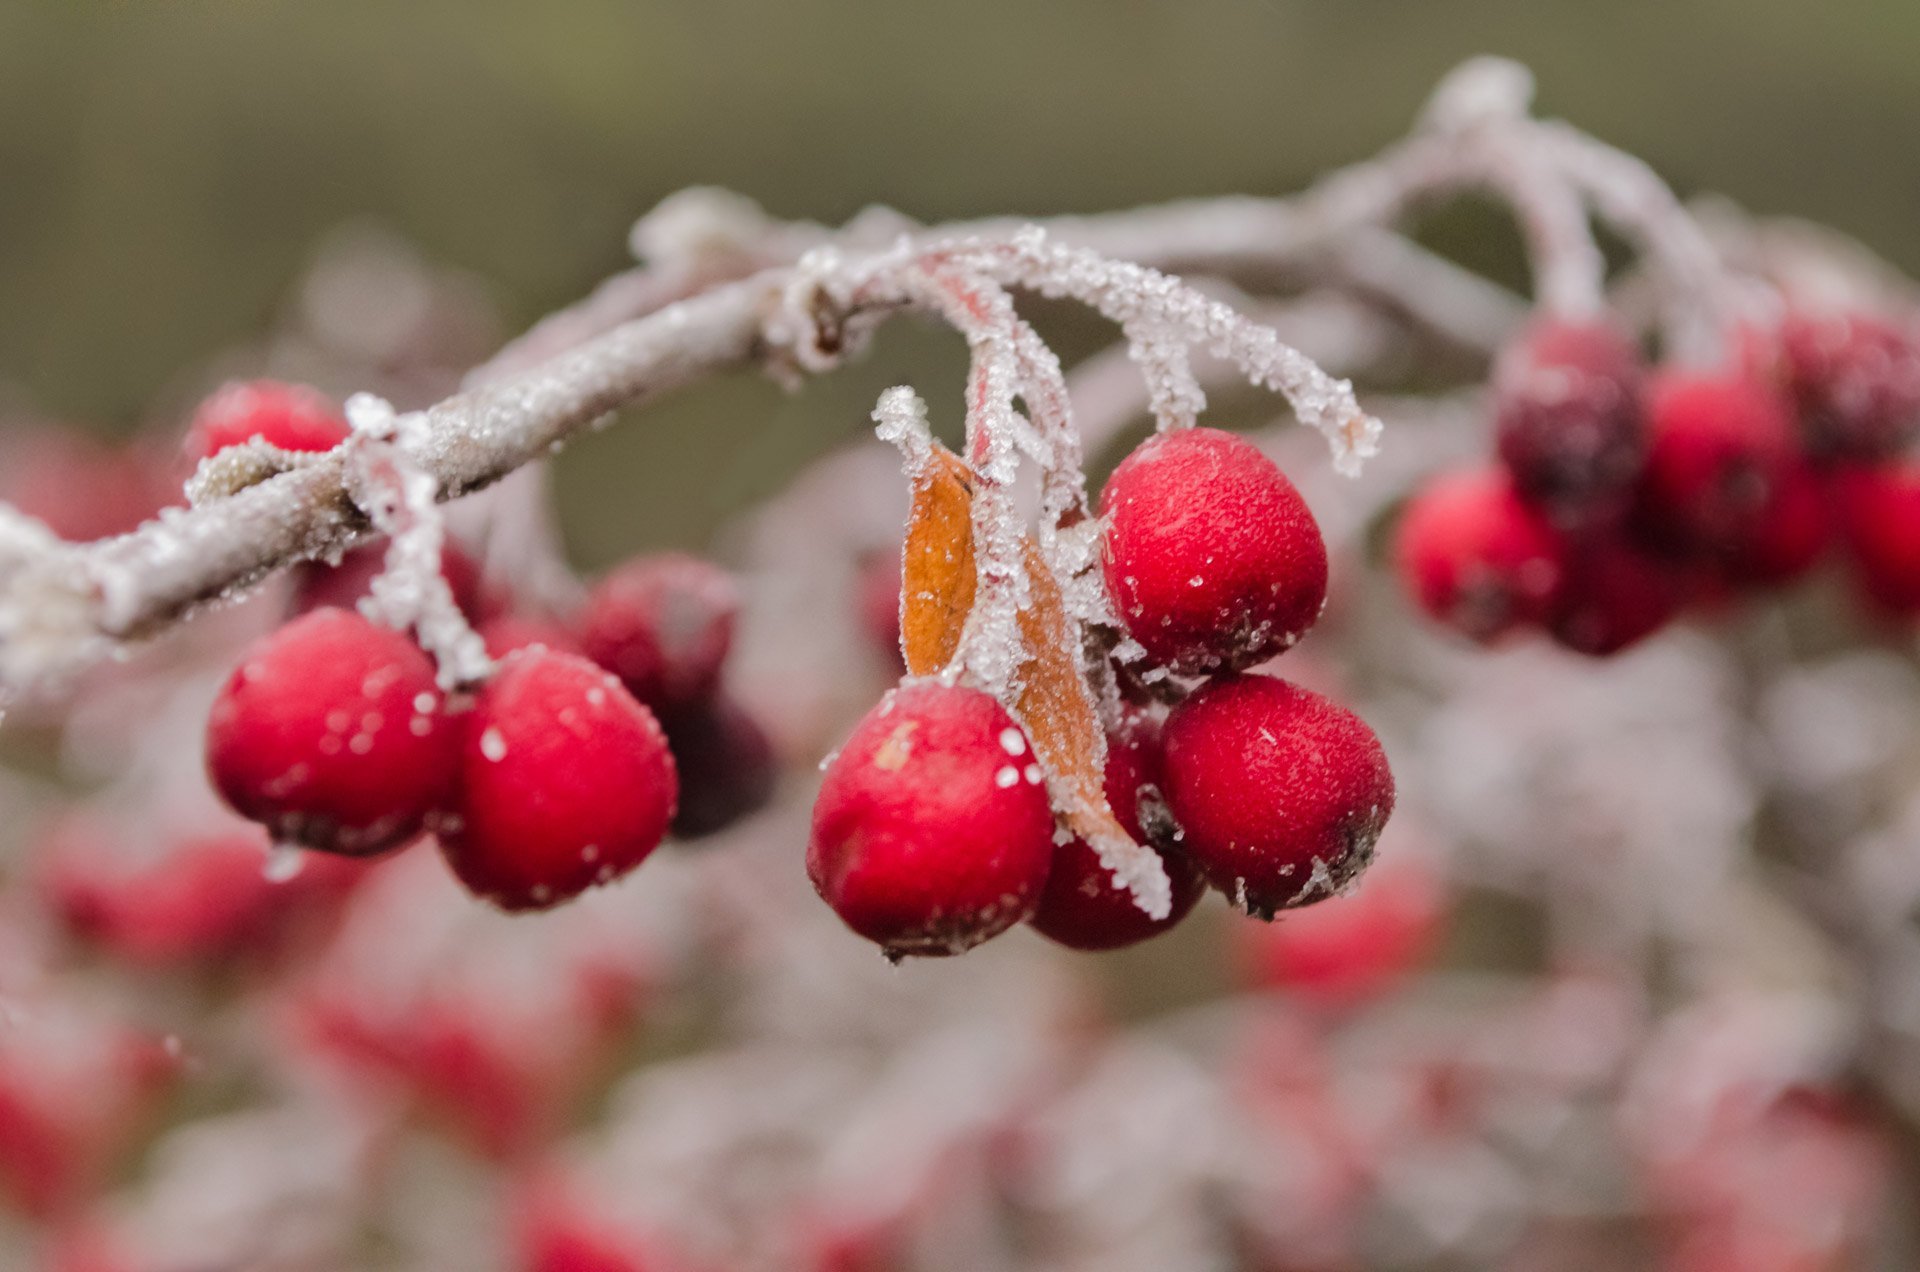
[196,381,773,912]
[1396,309,1920,654]
[810,427,1396,958]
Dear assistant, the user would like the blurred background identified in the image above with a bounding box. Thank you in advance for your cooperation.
[4,1,1919,560]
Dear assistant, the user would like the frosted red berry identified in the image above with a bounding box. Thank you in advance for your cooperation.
[579,553,739,713]
[1634,372,1798,561]
[808,682,1055,958]
[660,693,777,840]
[1549,539,1682,656]
[1160,674,1393,919]
[1028,710,1206,952]
[436,648,678,912]
[183,380,351,463]
[1772,310,1920,460]
[206,608,458,856]
[1394,467,1563,643]
[1492,317,1646,524]
[1101,427,1328,673]
[1832,462,1920,614]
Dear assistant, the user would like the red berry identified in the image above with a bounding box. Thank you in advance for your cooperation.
[0,431,170,543]
[1720,460,1831,588]
[579,553,739,713]
[182,380,351,463]
[660,693,777,840]
[1492,317,1646,524]
[206,608,458,856]
[1028,711,1206,951]
[1550,539,1682,656]
[293,539,496,624]
[1233,847,1442,1007]
[1101,427,1328,673]
[1833,462,1920,614]
[1393,467,1563,643]
[480,613,585,660]
[1771,310,1920,460]
[1634,372,1798,561]
[808,682,1055,958]
[35,820,368,969]
[436,648,677,912]
[1160,674,1393,919]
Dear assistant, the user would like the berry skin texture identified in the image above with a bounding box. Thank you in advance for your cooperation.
[1634,372,1797,562]
[183,380,351,463]
[1101,427,1328,674]
[1771,310,1920,460]
[1394,467,1564,644]
[579,553,739,713]
[206,608,459,856]
[1832,462,1920,614]
[436,649,678,913]
[808,682,1056,958]
[1160,674,1394,920]
[1492,317,1646,524]
[1028,711,1207,951]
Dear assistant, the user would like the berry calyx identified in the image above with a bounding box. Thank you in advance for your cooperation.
[1160,674,1393,919]
[1028,710,1206,952]
[1101,426,1328,673]
[808,681,1055,958]
[183,380,351,463]
[579,553,739,713]
[1492,316,1646,524]
[1634,371,1797,562]
[1771,309,1920,461]
[205,608,459,856]
[435,648,678,912]
[1832,462,1920,614]
[1394,466,1563,643]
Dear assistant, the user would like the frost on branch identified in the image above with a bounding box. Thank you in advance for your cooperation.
[340,392,491,689]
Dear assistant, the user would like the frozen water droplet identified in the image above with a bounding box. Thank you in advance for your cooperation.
[480,727,508,762]
[995,765,1020,789]
[263,844,306,883]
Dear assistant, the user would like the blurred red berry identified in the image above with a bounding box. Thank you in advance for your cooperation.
[1634,372,1798,562]
[181,380,351,463]
[1765,309,1920,461]
[1832,461,1920,614]
[1234,846,1442,1007]
[580,554,739,713]
[1394,467,1564,643]
[1550,538,1684,656]
[1492,316,1646,524]
[660,693,777,840]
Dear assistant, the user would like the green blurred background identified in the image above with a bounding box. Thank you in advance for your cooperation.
[2,1,1917,561]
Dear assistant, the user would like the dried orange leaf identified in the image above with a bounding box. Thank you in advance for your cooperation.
[1012,536,1172,918]
[899,443,976,676]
